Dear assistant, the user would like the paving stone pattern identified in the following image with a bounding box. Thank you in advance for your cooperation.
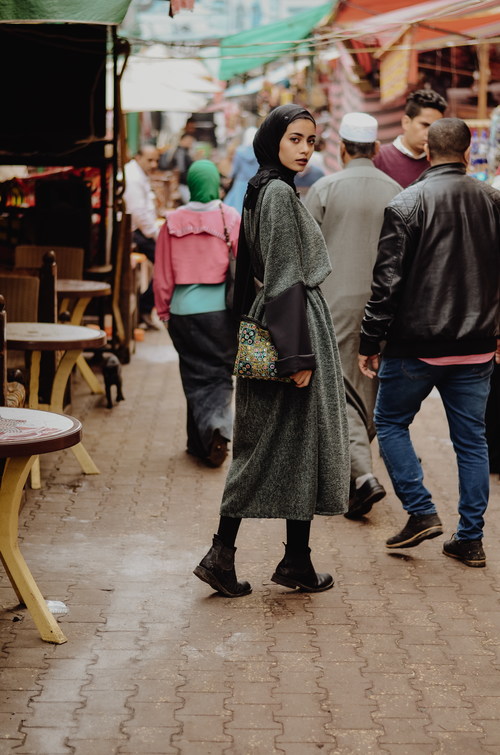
[1,328,500,754]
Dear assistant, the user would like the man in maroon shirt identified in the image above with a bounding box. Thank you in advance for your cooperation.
[373,89,447,187]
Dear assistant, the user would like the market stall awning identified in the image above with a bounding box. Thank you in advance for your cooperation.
[109,48,217,112]
[333,0,500,48]
[0,0,194,24]
[219,2,336,81]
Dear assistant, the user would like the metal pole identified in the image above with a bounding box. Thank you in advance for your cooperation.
[477,42,490,120]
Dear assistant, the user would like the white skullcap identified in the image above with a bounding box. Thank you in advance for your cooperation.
[339,112,378,143]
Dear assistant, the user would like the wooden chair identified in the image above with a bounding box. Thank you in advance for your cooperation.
[0,275,39,322]
[15,245,84,281]
[1,253,58,488]
[0,295,25,409]
[0,252,58,403]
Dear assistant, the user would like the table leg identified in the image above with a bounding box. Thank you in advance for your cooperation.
[49,349,100,476]
[49,349,81,411]
[59,297,71,318]
[70,442,100,474]
[68,297,91,326]
[27,352,42,489]
[0,456,67,644]
[75,354,105,395]
[28,351,41,410]
[63,299,105,394]
[30,458,41,490]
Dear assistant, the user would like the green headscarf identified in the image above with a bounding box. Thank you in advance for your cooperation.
[186,159,221,203]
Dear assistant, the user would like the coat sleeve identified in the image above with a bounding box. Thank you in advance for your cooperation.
[359,203,414,355]
[259,182,316,376]
[153,222,175,321]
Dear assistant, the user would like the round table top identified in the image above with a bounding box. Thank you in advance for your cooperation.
[0,408,82,458]
[6,323,107,351]
[57,279,111,297]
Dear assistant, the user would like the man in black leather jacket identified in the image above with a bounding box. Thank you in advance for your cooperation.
[358,118,500,567]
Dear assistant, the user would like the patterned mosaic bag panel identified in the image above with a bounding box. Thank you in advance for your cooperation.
[233,317,292,383]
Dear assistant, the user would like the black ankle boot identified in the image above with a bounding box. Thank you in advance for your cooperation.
[271,543,334,592]
[193,535,252,597]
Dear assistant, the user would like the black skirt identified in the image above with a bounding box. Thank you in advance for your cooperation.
[168,310,237,458]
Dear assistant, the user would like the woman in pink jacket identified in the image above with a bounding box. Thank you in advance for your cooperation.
[154,160,241,466]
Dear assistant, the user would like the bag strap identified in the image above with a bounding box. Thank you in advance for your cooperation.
[219,201,233,255]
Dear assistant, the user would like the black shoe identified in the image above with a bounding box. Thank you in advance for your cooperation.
[193,535,252,597]
[443,534,486,567]
[271,544,334,592]
[386,513,443,548]
[206,430,228,468]
[344,476,386,519]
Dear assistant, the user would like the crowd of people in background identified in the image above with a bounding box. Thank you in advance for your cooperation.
[122,88,500,586]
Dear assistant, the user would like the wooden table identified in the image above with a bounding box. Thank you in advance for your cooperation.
[0,407,82,643]
[57,279,111,395]
[6,323,106,488]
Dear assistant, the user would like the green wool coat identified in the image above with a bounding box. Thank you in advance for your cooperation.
[220,180,350,520]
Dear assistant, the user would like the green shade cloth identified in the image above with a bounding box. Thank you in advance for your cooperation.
[219,2,334,81]
[0,0,132,24]
[187,160,221,203]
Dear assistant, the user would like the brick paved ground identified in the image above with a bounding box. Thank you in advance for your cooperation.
[1,326,500,754]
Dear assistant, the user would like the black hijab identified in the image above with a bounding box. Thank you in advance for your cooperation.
[232,104,316,320]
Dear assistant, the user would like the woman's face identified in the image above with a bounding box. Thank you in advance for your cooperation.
[278,119,316,172]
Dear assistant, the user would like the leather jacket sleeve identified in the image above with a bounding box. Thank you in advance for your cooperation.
[359,200,418,356]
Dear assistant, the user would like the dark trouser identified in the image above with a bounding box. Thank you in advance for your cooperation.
[485,362,500,472]
[133,230,155,315]
[168,310,236,459]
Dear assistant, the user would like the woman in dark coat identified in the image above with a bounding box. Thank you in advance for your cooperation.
[194,105,349,596]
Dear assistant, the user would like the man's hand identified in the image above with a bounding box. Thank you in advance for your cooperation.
[290,370,312,388]
[358,354,379,379]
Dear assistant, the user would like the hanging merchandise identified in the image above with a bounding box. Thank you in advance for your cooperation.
[488,106,500,180]
[469,127,488,181]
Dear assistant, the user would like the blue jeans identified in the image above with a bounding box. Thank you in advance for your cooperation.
[374,357,494,540]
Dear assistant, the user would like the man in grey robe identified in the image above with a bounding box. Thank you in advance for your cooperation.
[305,112,401,519]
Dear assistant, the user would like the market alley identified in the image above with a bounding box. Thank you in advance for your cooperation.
[1,325,500,754]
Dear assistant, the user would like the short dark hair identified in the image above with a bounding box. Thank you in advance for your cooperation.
[137,143,157,156]
[405,89,447,119]
[342,139,376,158]
[427,118,471,160]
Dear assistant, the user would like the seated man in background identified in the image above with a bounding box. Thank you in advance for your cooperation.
[124,145,162,330]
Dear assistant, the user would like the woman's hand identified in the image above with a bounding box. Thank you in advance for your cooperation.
[290,370,312,388]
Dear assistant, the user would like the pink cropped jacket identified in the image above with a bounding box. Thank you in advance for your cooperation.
[153,202,241,321]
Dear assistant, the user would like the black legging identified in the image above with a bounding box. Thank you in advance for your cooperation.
[217,516,311,550]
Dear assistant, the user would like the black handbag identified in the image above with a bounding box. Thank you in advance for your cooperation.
[219,202,236,309]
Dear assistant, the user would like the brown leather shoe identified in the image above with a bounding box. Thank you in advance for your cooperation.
[206,430,228,468]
